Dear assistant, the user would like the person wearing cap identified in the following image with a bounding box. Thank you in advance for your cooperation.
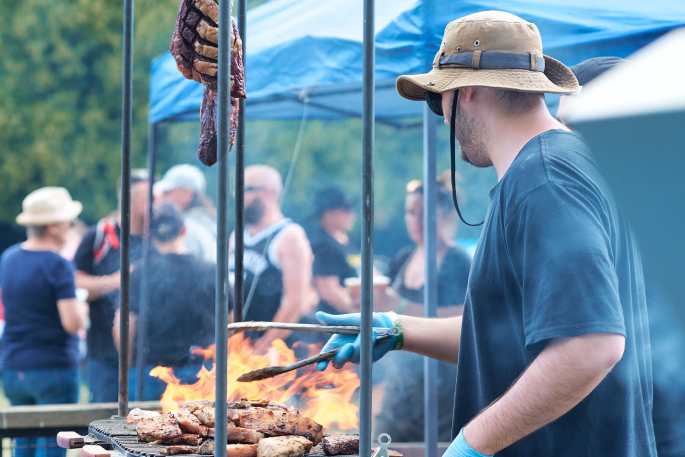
[229,165,315,354]
[113,203,216,400]
[317,11,655,457]
[73,169,149,402]
[1,187,88,457]
[310,187,360,315]
[157,164,217,264]
[558,56,685,457]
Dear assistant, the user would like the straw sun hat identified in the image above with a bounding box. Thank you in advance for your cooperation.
[16,187,83,226]
[396,11,579,100]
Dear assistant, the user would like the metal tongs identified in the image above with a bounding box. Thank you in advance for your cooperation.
[228,321,393,382]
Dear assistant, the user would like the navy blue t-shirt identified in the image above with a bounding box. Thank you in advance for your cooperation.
[0,244,78,370]
[452,130,655,456]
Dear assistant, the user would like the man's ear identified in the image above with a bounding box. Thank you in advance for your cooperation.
[463,87,477,102]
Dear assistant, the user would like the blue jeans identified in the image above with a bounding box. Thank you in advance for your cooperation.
[86,359,118,403]
[128,365,203,401]
[2,368,79,457]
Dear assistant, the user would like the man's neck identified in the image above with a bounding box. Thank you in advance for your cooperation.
[488,108,569,181]
[248,209,285,235]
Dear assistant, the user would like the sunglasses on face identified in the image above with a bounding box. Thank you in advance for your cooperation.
[423,90,459,117]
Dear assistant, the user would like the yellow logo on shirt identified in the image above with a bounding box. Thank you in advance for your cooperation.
[347,254,362,268]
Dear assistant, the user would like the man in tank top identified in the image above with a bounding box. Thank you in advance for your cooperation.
[229,165,316,353]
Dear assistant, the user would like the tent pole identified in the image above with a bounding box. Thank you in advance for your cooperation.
[215,0,232,454]
[360,0,374,454]
[234,0,246,323]
[135,122,157,401]
[118,0,134,418]
[423,106,438,457]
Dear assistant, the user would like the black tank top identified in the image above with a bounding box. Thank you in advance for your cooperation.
[230,219,296,339]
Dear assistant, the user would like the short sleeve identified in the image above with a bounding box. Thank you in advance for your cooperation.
[312,241,346,278]
[74,228,96,273]
[49,257,77,300]
[437,248,471,306]
[505,183,626,348]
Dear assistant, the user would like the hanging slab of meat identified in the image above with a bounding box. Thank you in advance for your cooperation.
[170,0,246,167]
[322,434,359,456]
[198,88,239,166]
[235,409,324,445]
[257,436,313,457]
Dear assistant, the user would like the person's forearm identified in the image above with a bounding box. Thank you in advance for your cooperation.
[463,333,625,455]
[400,315,462,364]
[75,271,119,300]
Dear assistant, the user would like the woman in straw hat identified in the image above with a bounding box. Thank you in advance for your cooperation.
[317,11,655,457]
[0,187,88,457]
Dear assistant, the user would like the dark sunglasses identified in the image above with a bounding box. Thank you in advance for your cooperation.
[424,90,444,116]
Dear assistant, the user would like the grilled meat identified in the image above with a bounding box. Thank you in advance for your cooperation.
[236,409,324,445]
[183,400,215,413]
[199,440,259,457]
[322,434,359,456]
[137,413,183,443]
[257,436,311,457]
[161,445,200,455]
[127,408,161,424]
[199,425,263,444]
[197,88,239,166]
[193,407,216,427]
[172,410,202,434]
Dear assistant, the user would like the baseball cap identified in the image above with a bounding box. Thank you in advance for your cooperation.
[314,187,354,218]
[570,57,625,86]
[157,164,206,194]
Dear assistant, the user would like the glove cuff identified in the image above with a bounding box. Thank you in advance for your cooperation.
[385,312,404,350]
[456,428,493,457]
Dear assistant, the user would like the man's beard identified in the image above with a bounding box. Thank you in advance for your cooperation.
[244,199,265,225]
[454,103,492,168]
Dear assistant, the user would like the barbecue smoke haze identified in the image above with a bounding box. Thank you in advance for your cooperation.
[150,333,361,432]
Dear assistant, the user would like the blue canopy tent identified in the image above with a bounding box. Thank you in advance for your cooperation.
[149,0,685,124]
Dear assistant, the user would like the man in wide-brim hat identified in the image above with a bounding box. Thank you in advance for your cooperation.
[316,11,655,457]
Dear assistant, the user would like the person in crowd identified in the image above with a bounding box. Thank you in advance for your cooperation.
[74,169,149,402]
[156,164,217,263]
[366,174,471,317]
[1,187,88,457]
[229,164,315,354]
[113,203,216,400]
[310,187,360,315]
[557,56,685,457]
[318,11,655,457]
[372,175,471,442]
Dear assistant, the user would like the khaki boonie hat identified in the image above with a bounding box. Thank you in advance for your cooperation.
[16,187,83,226]
[396,11,579,100]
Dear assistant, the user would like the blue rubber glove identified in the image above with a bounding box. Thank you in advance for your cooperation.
[315,311,400,370]
[443,429,493,457]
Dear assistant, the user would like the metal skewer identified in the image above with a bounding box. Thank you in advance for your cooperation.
[228,321,393,337]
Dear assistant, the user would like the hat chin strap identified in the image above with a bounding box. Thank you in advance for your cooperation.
[450,94,484,227]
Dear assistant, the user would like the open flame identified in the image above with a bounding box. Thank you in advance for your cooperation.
[150,333,360,431]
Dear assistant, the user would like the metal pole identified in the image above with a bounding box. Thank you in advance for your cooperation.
[118,0,134,418]
[136,123,157,401]
[423,106,438,457]
[234,0,246,323]
[215,0,232,453]
[360,0,374,454]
